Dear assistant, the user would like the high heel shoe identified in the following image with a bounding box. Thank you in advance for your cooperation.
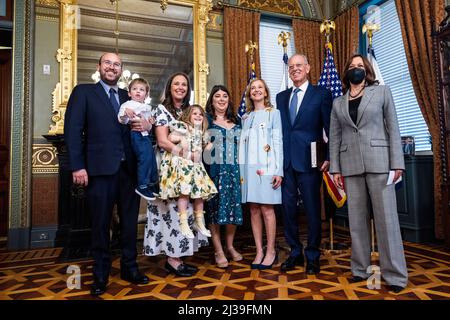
[250,254,265,270]
[258,251,278,270]
[214,251,229,268]
[227,247,243,262]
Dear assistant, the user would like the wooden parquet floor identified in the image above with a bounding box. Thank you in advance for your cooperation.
[1,233,450,300]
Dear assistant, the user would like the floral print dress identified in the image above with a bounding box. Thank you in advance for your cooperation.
[143,104,208,258]
[159,120,218,200]
[205,122,243,225]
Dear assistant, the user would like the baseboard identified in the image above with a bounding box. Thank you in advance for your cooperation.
[7,227,30,250]
[30,225,58,248]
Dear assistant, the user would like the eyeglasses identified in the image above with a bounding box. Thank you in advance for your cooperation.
[101,60,122,69]
[288,63,307,71]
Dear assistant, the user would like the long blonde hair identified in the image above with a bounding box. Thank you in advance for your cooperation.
[244,78,272,113]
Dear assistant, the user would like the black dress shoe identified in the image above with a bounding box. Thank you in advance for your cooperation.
[388,285,404,293]
[306,260,320,275]
[280,255,305,272]
[90,279,107,296]
[349,276,367,283]
[183,263,198,273]
[120,270,149,285]
[164,262,195,277]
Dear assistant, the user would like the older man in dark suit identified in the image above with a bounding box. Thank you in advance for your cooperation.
[64,52,149,296]
[276,53,332,274]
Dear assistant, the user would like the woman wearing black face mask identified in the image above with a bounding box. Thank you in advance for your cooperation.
[328,54,408,293]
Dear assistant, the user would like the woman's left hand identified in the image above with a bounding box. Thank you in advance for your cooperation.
[130,116,151,132]
[272,175,283,189]
[393,169,403,183]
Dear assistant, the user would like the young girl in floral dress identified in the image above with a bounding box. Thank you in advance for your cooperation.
[159,104,218,239]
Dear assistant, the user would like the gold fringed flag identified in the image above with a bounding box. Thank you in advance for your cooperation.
[323,171,346,208]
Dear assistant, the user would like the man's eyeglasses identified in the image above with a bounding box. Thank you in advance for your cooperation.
[101,60,122,68]
[288,63,307,71]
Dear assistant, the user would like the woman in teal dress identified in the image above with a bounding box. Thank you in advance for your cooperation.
[205,85,243,268]
[239,78,283,270]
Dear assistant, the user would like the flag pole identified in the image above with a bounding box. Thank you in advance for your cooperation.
[362,22,380,52]
[277,31,291,90]
[321,20,335,252]
[237,41,258,118]
[363,22,381,258]
[245,40,258,75]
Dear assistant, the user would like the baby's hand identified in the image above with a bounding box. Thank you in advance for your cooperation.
[148,117,155,125]
[124,108,136,119]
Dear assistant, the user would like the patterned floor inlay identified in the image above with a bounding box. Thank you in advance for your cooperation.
[0,233,449,300]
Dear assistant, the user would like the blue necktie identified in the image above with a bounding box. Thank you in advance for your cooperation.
[290,88,300,125]
[109,88,120,114]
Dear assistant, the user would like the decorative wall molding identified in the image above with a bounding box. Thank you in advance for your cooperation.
[237,0,303,17]
[35,5,59,21]
[207,11,223,32]
[32,144,59,174]
[35,0,59,8]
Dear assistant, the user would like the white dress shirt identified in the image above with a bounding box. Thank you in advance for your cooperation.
[288,80,309,116]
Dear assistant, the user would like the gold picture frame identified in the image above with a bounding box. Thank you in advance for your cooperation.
[48,0,212,135]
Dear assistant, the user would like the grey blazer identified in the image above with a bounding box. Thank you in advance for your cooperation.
[329,85,405,176]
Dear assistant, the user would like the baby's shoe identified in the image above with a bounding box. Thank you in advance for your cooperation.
[193,211,211,237]
[179,211,194,239]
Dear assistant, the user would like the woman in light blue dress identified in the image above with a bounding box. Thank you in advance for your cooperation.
[239,78,283,270]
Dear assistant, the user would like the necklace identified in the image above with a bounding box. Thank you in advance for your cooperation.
[349,85,365,99]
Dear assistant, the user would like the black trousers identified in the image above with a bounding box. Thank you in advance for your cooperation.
[87,162,140,281]
[282,166,322,262]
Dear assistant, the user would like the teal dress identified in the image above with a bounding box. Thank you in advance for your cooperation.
[205,117,243,225]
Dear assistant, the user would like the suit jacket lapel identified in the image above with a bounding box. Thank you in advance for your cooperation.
[118,88,129,105]
[356,86,375,126]
[293,83,313,125]
[94,82,117,117]
[341,91,357,129]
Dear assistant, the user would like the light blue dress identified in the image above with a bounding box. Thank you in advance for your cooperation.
[239,107,283,204]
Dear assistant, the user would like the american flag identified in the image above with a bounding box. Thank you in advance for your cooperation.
[237,63,257,118]
[318,44,346,207]
[317,44,343,99]
[279,52,290,92]
[367,45,384,85]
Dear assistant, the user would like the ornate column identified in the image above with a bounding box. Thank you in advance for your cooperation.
[9,0,34,250]
[194,0,212,106]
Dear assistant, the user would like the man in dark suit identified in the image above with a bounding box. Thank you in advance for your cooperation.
[276,53,332,274]
[64,52,149,296]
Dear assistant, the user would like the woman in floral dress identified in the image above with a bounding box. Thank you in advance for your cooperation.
[142,72,208,277]
[205,85,243,268]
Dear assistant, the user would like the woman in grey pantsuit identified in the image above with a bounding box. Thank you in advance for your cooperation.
[329,54,408,293]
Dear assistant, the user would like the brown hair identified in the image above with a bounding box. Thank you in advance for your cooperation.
[128,78,149,94]
[180,104,209,134]
[341,54,379,94]
[205,85,237,124]
[162,72,192,119]
[245,78,272,113]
